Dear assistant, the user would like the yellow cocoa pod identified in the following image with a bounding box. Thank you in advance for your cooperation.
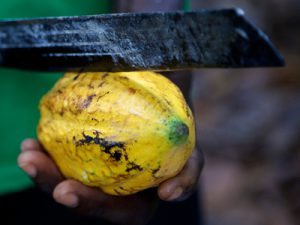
[37,71,195,196]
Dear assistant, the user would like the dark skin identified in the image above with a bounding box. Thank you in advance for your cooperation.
[17,1,204,225]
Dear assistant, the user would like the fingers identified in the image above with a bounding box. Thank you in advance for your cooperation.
[18,139,200,223]
[53,180,157,225]
[158,149,204,201]
[18,139,64,193]
[21,138,43,152]
[53,180,105,210]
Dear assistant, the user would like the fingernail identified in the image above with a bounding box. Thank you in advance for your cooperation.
[58,193,79,208]
[167,187,183,201]
[21,139,33,152]
[19,163,37,178]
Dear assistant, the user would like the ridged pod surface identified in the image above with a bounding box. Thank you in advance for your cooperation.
[38,71,195,195]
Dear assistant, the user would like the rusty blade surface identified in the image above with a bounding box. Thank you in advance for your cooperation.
[0,9,284,72]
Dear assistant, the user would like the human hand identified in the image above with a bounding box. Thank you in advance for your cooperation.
[18,138,203,225]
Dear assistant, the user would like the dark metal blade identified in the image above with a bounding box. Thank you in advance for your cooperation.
[0,9,284,72]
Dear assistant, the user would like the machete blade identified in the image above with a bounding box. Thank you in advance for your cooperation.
[0,9,284,72]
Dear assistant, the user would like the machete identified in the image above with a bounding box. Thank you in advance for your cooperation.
[0,8,284,72]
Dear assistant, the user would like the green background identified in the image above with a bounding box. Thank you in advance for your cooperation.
[0,0,112,195]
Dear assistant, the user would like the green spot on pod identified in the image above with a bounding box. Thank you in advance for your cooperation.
[167,119,189,145]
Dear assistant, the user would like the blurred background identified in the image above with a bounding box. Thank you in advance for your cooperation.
[0,1,298,224]
[190,1,300,225]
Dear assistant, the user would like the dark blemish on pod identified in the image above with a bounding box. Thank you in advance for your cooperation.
[113,150,122,161]
[185,105,191,118]
[128,88,136,94]
[98,81,105,88]
[73,72,81,81]
[97,91,110,101]
[114,188,122,195]
[76,132,125,162]
[102,73,109,79]
[82,94,96,109]
[55,139,62,143]
[93,130,102,136]
[119,76,129,80]
[81,134,93,144]
[152,165,161,177]
[124,153,129,161]
[60,108,65,116]
[91,117,100,123]
[73,68,85,80]
[165,100,172,106]
[126,162,143,172]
